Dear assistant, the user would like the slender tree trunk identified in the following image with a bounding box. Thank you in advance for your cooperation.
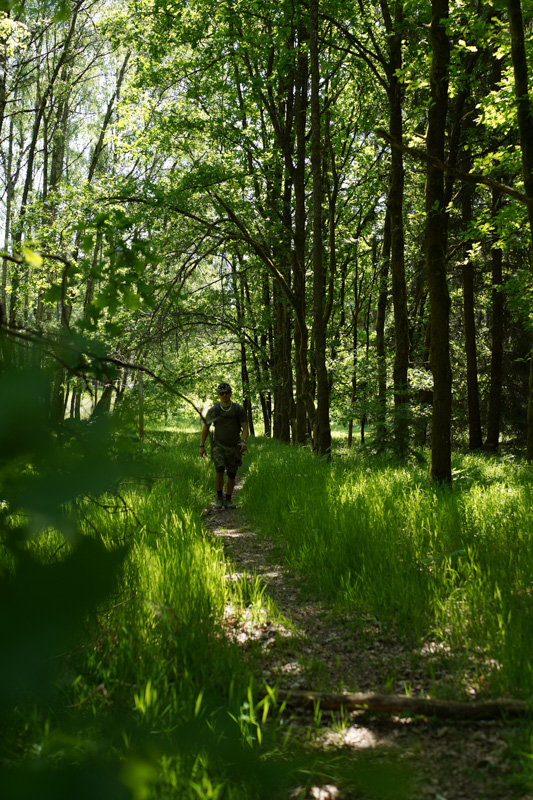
[485,213,504,450]
[347,263,359,449]
[244,270,271,437]
[232,260,255,435]
[507,0,533,462]
[485,52,505,451]
[426,0,452,484]
[376,208,391,446]
[87,51,131,183]
[138,371,144,441]
[271,168,293,442]
[259,274,271,436]
[1,116,14,322]
[272,273,292,441]
[0,20,6,138]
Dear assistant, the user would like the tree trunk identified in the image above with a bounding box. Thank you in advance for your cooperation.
[272,269,292,442]
[271,168,293,442]
[376,208,391,447]
[91,383,114,418]
[138,371,144,441]
[461,181,483,450]
[485,230,504,450]
[426,0,452,484]
[507,0,533,462]
[9,4,81,325]
[292,17,313,443]
[1,116,14,322]
[310,0,331,457]
[485,52,505,451]
[384,0,410,458]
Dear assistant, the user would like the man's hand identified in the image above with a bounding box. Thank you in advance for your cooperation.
[200,444,207,458]
[239,440,247,454]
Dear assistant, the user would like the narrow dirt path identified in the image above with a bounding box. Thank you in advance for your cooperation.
[203,485,531,800]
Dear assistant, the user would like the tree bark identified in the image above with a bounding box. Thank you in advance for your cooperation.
[485,45,505,451]
[382,0,410,458]
[485,196,504,451]
[461,181,483,450]
[425,0,452,484]
[507,0,533,462]
[310,0,331,457]
[376,208,391,447]
[292,15,314,443]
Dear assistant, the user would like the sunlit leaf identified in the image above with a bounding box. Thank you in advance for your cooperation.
[21,246,43,268]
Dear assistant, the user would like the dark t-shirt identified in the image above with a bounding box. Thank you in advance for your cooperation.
[205,402,247,447]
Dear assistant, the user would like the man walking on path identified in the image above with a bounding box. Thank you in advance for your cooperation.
[199,382,249,509]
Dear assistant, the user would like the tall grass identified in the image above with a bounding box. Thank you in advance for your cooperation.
[0,425,299,799]
[2,422,413,798]
[241,439,533,697]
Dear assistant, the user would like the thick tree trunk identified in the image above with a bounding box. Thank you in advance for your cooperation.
[461,182,483,450]
[91,383,114,418]
[310,0,331,457]
[385,0,410,458]
[426,0,452,484]
[292,19,314,443]
[507,0,533,462]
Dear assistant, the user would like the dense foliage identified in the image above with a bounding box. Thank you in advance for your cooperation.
[1,0,532,474]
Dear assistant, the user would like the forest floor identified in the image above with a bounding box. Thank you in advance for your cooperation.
[203,482,533,800]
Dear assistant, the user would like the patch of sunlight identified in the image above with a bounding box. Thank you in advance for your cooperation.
[310,785,340,800]
[420,640,452,656]
[344,725,379,749]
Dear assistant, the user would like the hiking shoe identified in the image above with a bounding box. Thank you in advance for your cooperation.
[224,496,236,509]
[215,496,224,510]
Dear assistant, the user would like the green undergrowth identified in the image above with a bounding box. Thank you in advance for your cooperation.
[0,422,411,800]
[240,437,533,699]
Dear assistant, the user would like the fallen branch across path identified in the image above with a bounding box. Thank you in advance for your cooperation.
[276,689,531,720]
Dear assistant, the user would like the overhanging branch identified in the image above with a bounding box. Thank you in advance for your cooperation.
[375,128,533,207]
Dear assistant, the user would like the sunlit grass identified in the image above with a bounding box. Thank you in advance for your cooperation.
[0,425,299,798]
[241,437,533,697]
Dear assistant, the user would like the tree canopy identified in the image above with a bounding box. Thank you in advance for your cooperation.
[2,0,533,477]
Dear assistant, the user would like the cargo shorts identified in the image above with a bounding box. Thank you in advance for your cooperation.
[212,441,242,473]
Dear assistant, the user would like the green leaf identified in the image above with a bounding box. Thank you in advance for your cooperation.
[123,288,141,311]
[22,246,43,268]
[81,234,95,253]
[43,284,63,303]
